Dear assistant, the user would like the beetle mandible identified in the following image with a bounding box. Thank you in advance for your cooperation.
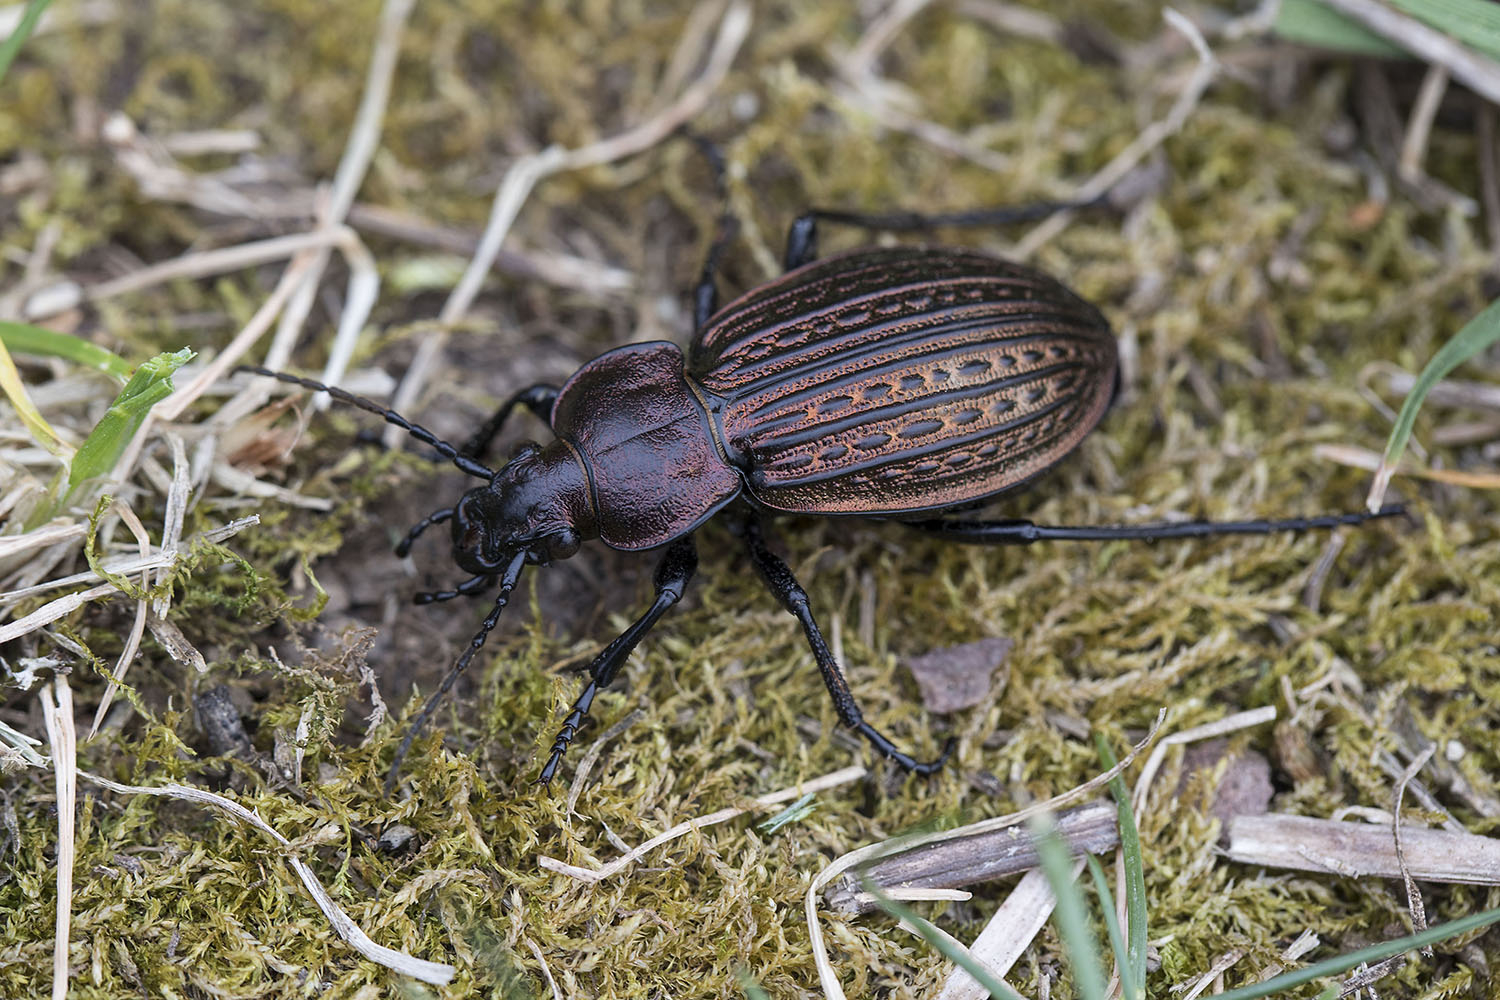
[240,199,1402,790]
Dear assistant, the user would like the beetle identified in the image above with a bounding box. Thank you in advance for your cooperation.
[239,200,1402,791]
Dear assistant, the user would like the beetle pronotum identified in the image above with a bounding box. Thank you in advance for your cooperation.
[239,199,1402,790]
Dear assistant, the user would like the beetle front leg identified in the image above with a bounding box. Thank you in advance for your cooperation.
[395,506,453,557]
[413,573,496,605]
[461,384,560,461]
[537,535,698,784]
[737,515,954,776]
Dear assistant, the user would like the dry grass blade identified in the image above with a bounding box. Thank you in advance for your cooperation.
[1014,8,1219,259]
[0,515,258,641]
[37,675,75,1000]
[537,764,865,882]
[935,866,1072,1000]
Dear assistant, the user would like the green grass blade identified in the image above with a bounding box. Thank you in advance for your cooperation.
[1210,904,1500,999]
[0,335,71,460]
[1273,0,1408,56]
[1085,855,1135,1000]
[0,321,133,379]
[1033,817,1108,1000]
[1388,0,1500,60]
[1369,294,1500,508]
[0,0,54,83]
[757,792,817,833]
[1097,735,1148,998]
[862,879,1026,1000]
[65,348,194,496]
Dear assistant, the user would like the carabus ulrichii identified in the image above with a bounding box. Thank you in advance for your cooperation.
[239,200,1402,790]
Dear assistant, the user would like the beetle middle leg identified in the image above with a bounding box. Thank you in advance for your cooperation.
[782,198,1107,271]
[461,384,560,461]
[735,514,954,775]
[537,535,699,784]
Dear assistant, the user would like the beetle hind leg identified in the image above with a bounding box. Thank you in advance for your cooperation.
[903,503,1406,545]
[737,514,955,776]
[537,536,699,785]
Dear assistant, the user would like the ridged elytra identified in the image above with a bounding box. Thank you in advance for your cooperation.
[237,200,1404,792]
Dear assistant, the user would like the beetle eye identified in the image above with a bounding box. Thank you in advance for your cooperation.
[548,529,580,560]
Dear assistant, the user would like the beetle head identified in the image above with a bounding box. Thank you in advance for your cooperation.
[450,440,595,573]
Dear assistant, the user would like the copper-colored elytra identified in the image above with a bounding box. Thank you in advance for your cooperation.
[237,212,1403,790]
[689,247,1117,516]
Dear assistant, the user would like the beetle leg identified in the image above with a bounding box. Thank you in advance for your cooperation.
[903,503,1406,544]
[537,536,698,784]
[737,515,955,776]
[413,573,496,605]
[461,384,560,461]
[781,197,1107,271]
[395,506,454,557]
[693,213,740,333]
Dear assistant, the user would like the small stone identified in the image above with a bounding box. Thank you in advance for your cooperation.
[904,636,1013,714]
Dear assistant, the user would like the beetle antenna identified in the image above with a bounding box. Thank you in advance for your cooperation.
[235,365,495,481]
[384,549,528,796]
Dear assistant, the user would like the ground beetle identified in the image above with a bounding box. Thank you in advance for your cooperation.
[239,198,1402,791]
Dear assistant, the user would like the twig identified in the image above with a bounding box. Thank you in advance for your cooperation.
[1179,949,1246,1000]
[1393,745,1437,956]
[1224,813,1500,883]
[825,801,1118,915]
